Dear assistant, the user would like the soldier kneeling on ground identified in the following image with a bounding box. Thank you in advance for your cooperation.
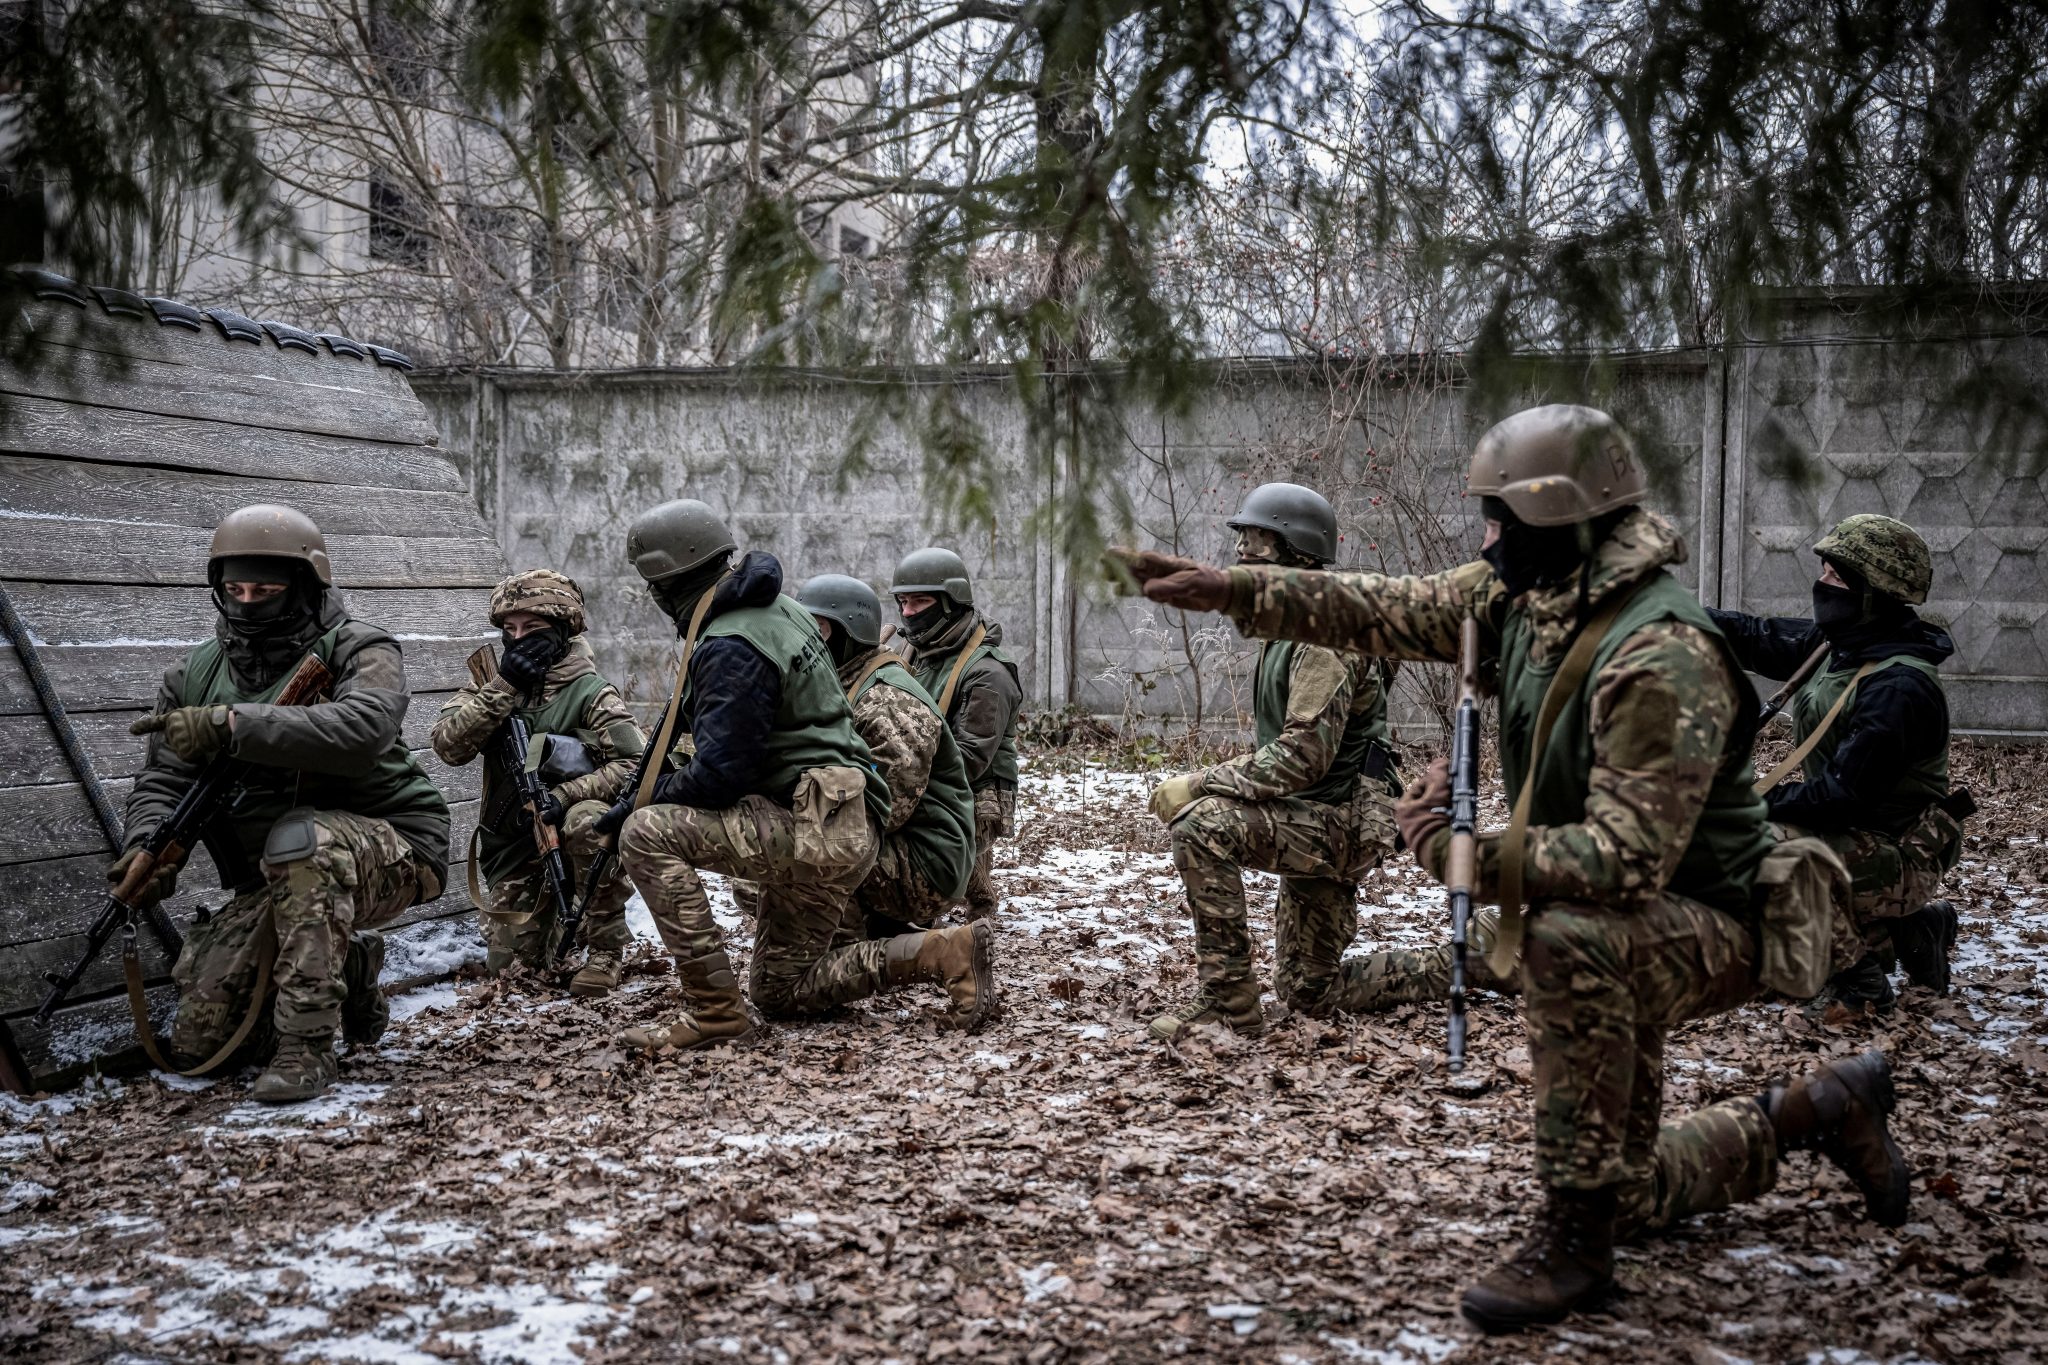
[599,502,996,1050]
[431,570,645,995]
[1712,513,1969,1010]
[1142,482,1404,1042]
[120,506,450,1103]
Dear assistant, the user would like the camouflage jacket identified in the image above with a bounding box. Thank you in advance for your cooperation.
[841,648,944,832]
[1198,645,1385,804]
[1224,509,1746,908]
[430,637,643,808]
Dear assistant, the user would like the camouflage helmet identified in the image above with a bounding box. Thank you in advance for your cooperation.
[891,547,974,609]
[625,499,736,584]
[1227,482,1339,564]
[1465,404,1647,527]
[208,504,332,585]
[490,569,586,636]
[796,573,882,648]
[1814,513,1931,605]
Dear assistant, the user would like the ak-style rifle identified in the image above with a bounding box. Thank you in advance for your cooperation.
[467,648,581,958]
[37,652,334,1023]
[1758,642,1831,725]
[1444,616,1482,1075]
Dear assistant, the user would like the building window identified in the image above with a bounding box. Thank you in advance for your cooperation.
[367,171,432,268]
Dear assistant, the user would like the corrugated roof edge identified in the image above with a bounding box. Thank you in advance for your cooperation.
[4,266,416,371]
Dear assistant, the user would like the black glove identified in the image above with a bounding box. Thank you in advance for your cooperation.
[591,794,635,838]
[534,789,567,828]
[499,631,567,691]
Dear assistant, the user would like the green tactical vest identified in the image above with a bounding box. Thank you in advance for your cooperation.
[910,640,1021,791]
[1252,642,1392,806]
[1498,574,1773,917]
[179,625,448,881]
[476,671,611,883]
[1791,654,1948,833]
[854,661,977,900]
[691,595,892,826]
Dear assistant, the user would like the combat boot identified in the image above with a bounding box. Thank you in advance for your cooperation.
[569,948,623,998]
[252,1033,339,1104]
[884,922,997,1030]
[1892,901,1958,995]
[621,951,754,1051]
[1459,1185,1617,1334]
[340,930,388,1047]
[1763,1048,1910,1227]
[1807,951,1895,1016]
[1147,977,1264,1043]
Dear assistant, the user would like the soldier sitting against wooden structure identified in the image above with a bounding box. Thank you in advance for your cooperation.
[122,506,450,1103]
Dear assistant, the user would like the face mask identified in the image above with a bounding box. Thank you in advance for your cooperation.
[823,625,860,668]
[214,581,310,638]
[902,601,952,642]
[502,624,569,656]
[1812,581,1865,637]
[1479,507,1589,599]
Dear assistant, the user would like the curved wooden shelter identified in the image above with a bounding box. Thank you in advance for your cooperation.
[0,270,499,1090]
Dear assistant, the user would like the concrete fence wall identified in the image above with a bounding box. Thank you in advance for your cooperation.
[413,288,2048,738]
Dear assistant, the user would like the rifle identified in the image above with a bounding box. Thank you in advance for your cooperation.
[466,647,582,960]
[559,725,664,965]
[1444,616,1482,1075]
[36,651,334,1024]
[1758,642,1830,725]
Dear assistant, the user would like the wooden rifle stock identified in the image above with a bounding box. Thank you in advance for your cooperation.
[1758,642,1830,725]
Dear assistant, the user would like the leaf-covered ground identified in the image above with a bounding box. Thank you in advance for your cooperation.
[3,746,2045,1364]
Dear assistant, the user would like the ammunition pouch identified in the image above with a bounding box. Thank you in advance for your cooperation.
[790,765,873,874]
[533,733,598,788]
[1754,834,1856,999]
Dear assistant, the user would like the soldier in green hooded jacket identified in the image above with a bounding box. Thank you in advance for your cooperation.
[892,548,1023,920]
[1710,513,1966,1008]
[430,570,645,995]
[1118,406,1913,1333]
[1143,483,1402,1042]
[120,506,450,1103]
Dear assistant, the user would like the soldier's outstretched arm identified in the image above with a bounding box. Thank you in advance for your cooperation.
[1705,606,1825,680]
[1414,621,1737,908]
[430,675,520,767]
[1199,645,1357,802]
[230,639,409,778]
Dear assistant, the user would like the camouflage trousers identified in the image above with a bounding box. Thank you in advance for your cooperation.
[478,799,632,973]
[965,785,1015,920]
[1774,816,1958,944]
[171,809,426,1059]
[1168,786,1396,1015]
[855,834,959,940]
[1337,905,1520,1011]
[1521,892,1779,1236]
[619,785,901,1018]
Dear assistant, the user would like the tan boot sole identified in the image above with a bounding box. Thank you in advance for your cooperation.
[622,1018,755,1052]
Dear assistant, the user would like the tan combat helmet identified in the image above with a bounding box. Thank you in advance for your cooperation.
[490,569,586,636]
[1465,405,1647,527]
[1814,513,1932,605]
[208,504,332,584]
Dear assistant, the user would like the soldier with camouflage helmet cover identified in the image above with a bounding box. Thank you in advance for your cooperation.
[1115,405,1913,1333]
[891,548,1024,919]
[430,569,646,994]
[1710,512,1965,1008]
[1143,482,1404,1043]
[120,505,450,1103]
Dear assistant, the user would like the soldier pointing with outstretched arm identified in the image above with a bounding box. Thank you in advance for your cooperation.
[1113,406,1913,1333]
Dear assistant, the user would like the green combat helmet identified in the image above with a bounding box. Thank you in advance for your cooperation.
[796,573,882,647]
[1465,405,1647,527]
[891,548,975,608]
[1227,482,1339,564]
[625,500,737,584]
[1814,513,1932,605]
[209,504,333,584]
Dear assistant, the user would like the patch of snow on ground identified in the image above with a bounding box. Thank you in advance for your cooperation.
[383,915,487,984]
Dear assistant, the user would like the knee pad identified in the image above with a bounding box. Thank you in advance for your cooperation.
[262,808,322,870]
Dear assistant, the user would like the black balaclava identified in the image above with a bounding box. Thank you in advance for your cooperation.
[1479,497,1592,599]
[901,596,961,644]
[500,622,573,659]
[1813,558,1908,643]
[821,620,861,669]
[211,555,319,640]
[649,557,731,631]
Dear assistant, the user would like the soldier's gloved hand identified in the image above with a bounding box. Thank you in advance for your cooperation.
[1148,773,1202,824]
[1129,552,1231,613]
[1393,757,1453,856]
[534,788,568,828]
[130,705,232,764]
[498,630,567,692]
[591,794,636,838]
[106,847,178,908]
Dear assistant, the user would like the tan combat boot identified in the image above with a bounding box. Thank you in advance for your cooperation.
[1459,1185,1618,1333]
[569,948,623,998]
[1147,977,1264,1043]
[885,922,998,1030]
[1764,1048,1910,1227]
[252,1033,340,1104]
[620,951,754,1051]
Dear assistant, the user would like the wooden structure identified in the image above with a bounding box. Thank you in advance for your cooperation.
[0,270,499,1090]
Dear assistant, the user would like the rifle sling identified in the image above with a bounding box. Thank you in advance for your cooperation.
[1753,660,1879,794]
[935,624,988,715]
[633,570,732,814]
[844,650,896,701]
[126,907,276,1078]
[1490,579,1651,980]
